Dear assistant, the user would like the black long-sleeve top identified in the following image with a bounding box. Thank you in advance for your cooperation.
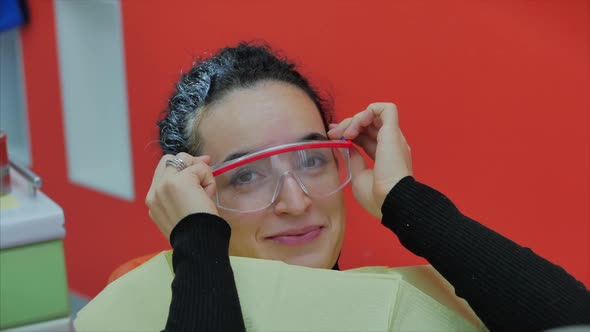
[164,176,590,331]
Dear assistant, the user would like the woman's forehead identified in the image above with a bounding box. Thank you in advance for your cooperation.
[218,132,329,165]
[199,82,326,163]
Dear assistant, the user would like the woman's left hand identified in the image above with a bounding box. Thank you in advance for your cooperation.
[327,102,413,218]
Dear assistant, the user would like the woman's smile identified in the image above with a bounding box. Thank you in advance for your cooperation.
[265,225,325,245]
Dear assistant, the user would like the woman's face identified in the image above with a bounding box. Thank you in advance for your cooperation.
[199,81,346,268]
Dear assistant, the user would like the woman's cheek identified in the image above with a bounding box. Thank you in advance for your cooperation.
[224,212,266,258]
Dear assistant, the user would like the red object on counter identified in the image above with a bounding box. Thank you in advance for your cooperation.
[0,131,11,194]
[0,131,7,165]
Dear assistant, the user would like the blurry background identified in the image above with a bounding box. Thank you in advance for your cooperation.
[1,0,588,302]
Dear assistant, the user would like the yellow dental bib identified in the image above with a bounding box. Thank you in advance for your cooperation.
[74,251,487,331]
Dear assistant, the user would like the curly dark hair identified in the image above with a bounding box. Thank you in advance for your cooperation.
[157,41,333,156]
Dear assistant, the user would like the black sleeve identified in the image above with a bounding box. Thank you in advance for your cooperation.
[163,213,246,332]
[381,176,590,332]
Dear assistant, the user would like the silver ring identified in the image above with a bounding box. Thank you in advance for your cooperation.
[165,158,188,172]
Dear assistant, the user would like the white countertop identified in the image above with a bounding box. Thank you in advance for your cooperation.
[0,168,65,249]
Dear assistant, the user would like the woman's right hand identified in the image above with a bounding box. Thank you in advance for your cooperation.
[145,153,219,240]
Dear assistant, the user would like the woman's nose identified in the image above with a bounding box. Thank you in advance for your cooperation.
[273,174,312,216]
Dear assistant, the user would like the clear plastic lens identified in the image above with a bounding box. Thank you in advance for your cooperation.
[214,147,351,212]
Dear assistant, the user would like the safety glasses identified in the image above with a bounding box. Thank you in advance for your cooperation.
[211,140,353,213]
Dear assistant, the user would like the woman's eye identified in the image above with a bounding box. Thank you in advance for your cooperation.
[301,155,327,169]
[230,170,260,186]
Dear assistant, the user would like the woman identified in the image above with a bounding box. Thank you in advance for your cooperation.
[146,42,589,331]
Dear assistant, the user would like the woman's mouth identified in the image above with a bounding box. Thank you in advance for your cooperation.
[266,226,324,245]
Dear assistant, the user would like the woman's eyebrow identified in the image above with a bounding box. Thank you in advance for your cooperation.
[221,132,328,163]
[301,132,328,141]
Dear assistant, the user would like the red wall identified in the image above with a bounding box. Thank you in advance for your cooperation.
[19,0,589,297]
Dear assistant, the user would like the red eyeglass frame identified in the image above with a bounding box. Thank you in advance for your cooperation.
[211,140,353,176]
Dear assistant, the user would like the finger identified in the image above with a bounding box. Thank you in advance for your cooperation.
[177,152,211,166]
[162,153,209,179]
[341,113,364,139]
[366,102,399,129]
[353,134,377,159]
[342,109,376,139]
[156,161,217,221]
[368,125,380,140]
[349,146,368,178]
[357,109,380,140]
[153,154,175,184]
[149,154,210,200]
[183,162,217,198]
[327,117,353,139]
[328,118,351,139]
[161,154,186,178]
[328,123,338,139]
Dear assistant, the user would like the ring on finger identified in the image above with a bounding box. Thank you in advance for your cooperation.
[165,158,188,172]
